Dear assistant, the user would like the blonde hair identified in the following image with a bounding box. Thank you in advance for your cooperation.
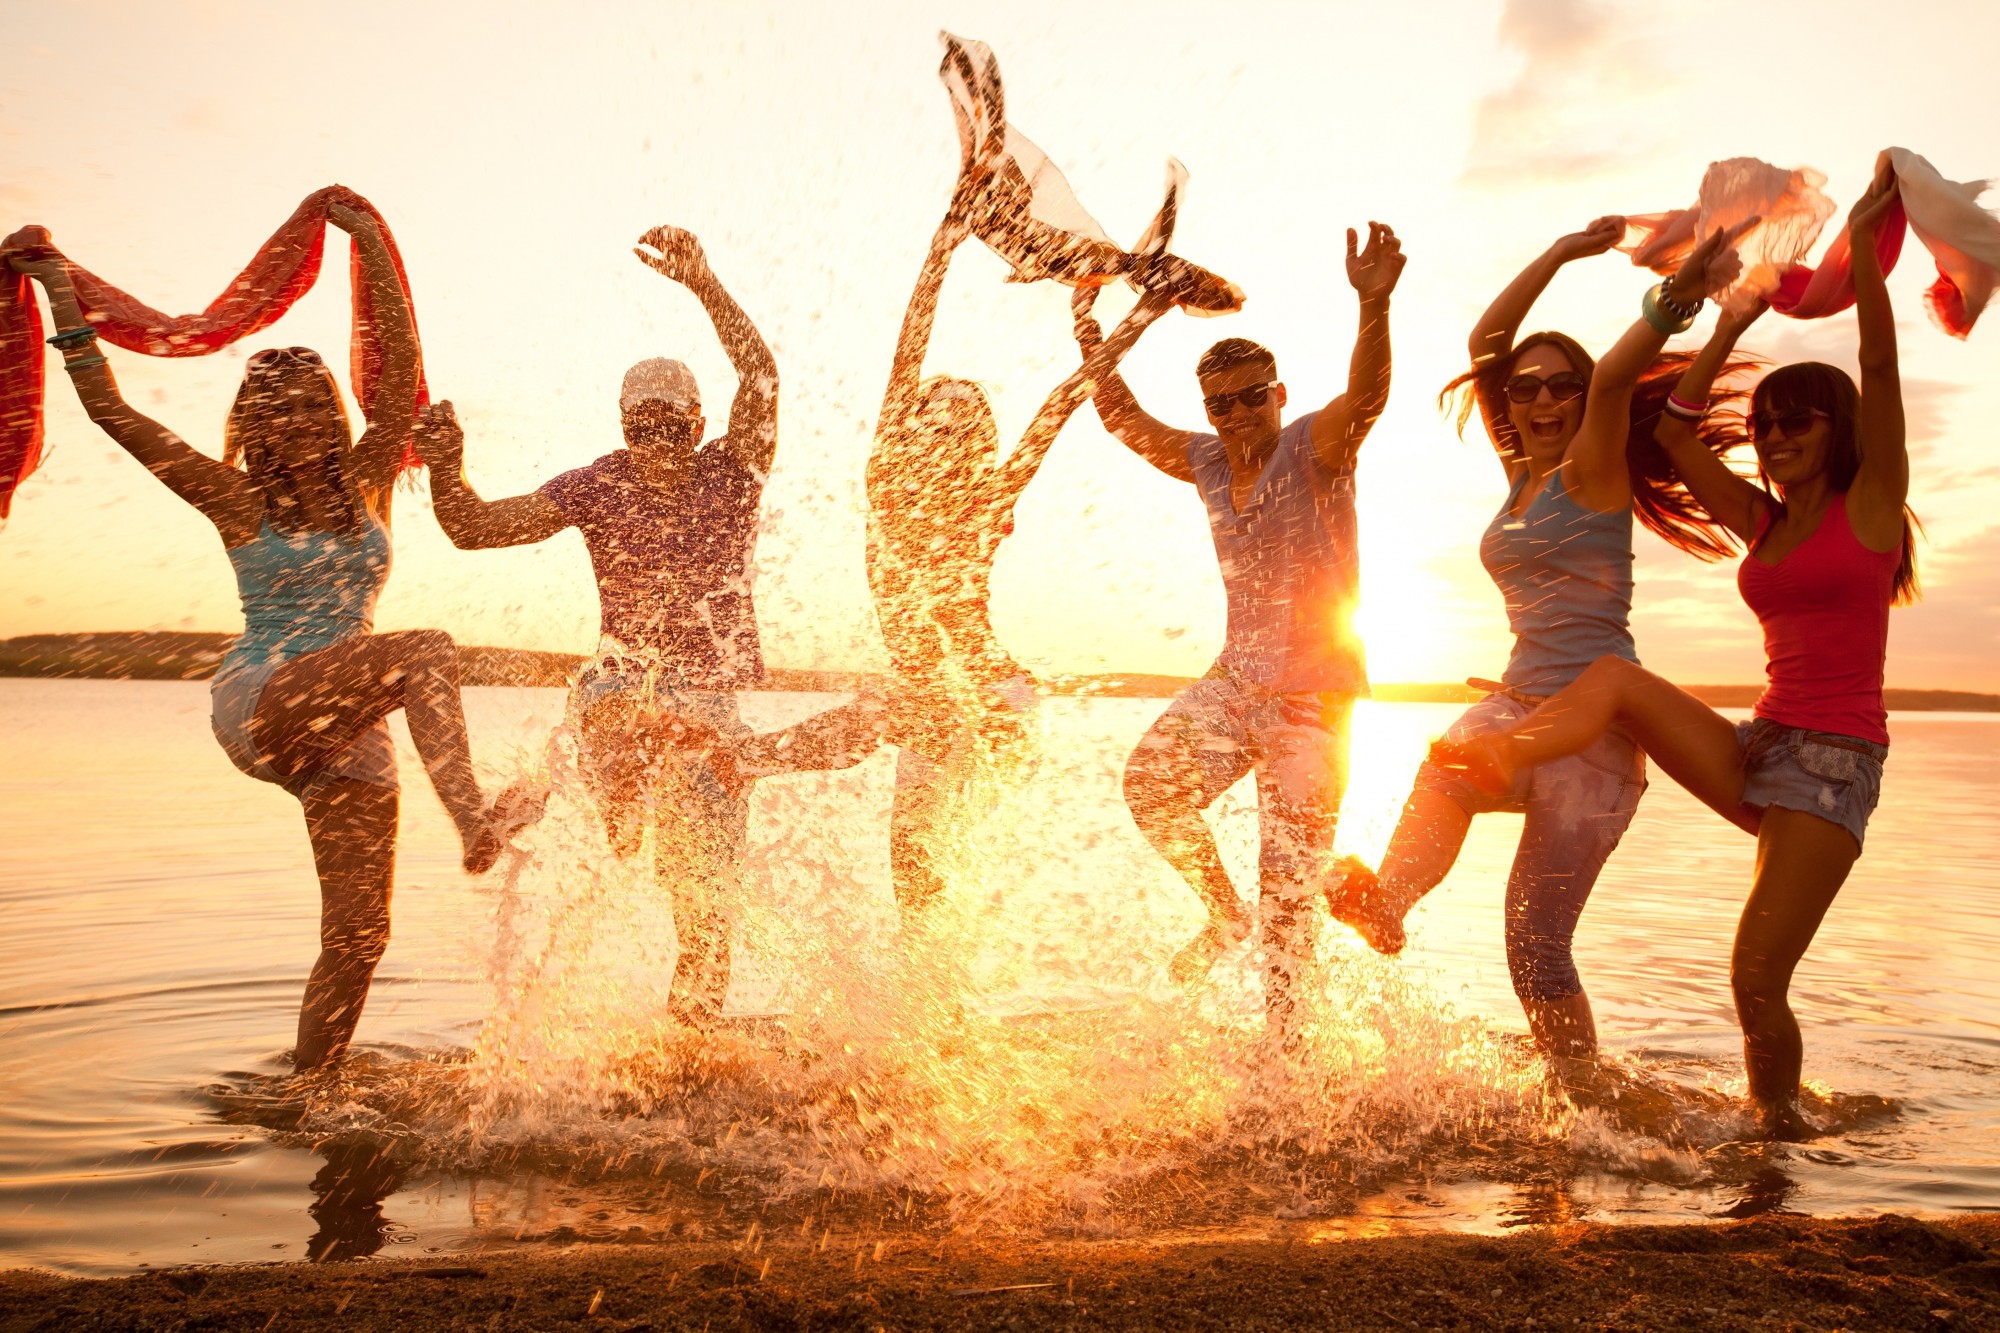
[222,357,363,536]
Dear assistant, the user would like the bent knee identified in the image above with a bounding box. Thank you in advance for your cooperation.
[1506,933,1583,1003]
[1123,744,1205,813]
[409,628,458,664]
[1730,958,1787,1017]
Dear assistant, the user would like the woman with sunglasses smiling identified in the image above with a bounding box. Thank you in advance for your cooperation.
[1431,163,1918,1139]
[5,204,534,1074]
[1328,216,1755,1070]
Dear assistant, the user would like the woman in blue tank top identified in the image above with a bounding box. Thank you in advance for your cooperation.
[10,205,535,1073]
[1325,220,1752,1064]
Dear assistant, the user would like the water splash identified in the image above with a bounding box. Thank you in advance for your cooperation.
[211,708,1900,1239]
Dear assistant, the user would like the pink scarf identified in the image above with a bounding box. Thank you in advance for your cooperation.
[1618,149,1999,338]
[1,185,427,518]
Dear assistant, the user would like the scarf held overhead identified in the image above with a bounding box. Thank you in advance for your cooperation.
[0,185,428,519]
[938,32,1243,316]
[1618,149,2000,338]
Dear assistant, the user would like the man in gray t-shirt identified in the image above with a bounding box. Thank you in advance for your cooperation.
[1073,222,1406,1034]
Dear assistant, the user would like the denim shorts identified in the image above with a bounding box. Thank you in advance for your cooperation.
[1735,717,1887,850]
[211,660,399,801]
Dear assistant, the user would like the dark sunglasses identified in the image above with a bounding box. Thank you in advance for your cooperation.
[1202,380,1278,417]
[247,346,324,370]
[1751,408,1830,441]
[1504,372,1587,404]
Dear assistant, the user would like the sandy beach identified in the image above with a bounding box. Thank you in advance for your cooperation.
[6,1214,1999,1331]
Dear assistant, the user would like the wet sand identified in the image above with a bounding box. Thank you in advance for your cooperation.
[5,1214,1998,1331]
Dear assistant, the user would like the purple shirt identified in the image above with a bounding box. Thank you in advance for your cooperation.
[1187,410,1366,695]
[540,447,765,688]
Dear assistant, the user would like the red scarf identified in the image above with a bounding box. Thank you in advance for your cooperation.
[0,185,427,518]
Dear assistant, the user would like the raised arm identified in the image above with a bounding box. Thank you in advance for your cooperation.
[1308,222,1406,472]
[987,288,1178,517]
[1464,217,1626,456]
[5,237,261,544]
[1565,219,1757,513]
[634,227,777,476]
[411,401,570,549]
[1652,302,1770,541]
[328,202,420,499]
[1843,157,1908,550]
[879,203,972,445]
[1069,286,1194,482]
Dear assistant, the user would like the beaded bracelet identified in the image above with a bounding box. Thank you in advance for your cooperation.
[1641,284,1696,336]
[46,325,99,350]
[1655,281,1704,322]
[63,354,108,372]
[1662,392,1709,422]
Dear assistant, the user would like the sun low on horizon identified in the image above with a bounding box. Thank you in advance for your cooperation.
[4,0,1999,692]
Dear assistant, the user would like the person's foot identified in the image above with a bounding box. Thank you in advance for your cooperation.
[1323,854,1406,956]
[1757,1097,1822,1143]
[463,780,550,874]
[1168,905,1252,988]
[1428,733,1515,796]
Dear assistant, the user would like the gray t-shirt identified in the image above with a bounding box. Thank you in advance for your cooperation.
[1186,410,1366,695]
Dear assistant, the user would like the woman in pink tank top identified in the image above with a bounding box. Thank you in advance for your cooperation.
[1434,161,1922,1140]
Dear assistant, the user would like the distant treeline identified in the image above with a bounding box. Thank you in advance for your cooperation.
[3,632,1996,711]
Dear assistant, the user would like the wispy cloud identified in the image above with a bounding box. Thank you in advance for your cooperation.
[1460,0,1672,187]
[1889,523,2000,692]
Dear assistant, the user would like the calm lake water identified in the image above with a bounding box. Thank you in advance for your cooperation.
[3,678,1998,1277]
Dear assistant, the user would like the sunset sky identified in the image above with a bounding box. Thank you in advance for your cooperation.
[4,0,1998,690]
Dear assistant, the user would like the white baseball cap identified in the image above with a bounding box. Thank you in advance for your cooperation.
[620,357,700,413]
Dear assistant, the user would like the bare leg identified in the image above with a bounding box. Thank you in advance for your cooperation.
[891,744,951,919]
[1451,657,1754,828]
[253,630,504,869]
[1332,787,1473,955]
[1123,717,1254,985]
[1733,807,1859,1139]
[293,778,398,1072]
[732,694,888,782]
[1524,992,1598,1061]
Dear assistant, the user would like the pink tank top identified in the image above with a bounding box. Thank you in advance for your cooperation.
[1736,492,1898,744]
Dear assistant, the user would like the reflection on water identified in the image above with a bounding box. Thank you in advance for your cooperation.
[2,679,1999,1275]
[306,1137,408,1262]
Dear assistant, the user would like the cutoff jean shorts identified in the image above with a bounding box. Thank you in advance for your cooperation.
[210,659,400,801]
[1734,717,1887,851]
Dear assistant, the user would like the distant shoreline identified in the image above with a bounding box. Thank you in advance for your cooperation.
[4,632,1997,711]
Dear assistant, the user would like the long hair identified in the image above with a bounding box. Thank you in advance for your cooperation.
[1441,332,1752,560]
[911,375,999,471]
[1750,362,1922,604]
[222,357,363,538]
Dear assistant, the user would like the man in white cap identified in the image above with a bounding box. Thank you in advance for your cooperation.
[416,225,788,1029]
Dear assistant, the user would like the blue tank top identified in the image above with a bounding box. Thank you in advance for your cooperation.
[1187,411,1366,695]
[217,513,391,679]
[1478,466,1636,694]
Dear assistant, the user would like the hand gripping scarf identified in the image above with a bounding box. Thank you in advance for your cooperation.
[1617,149,2000,338]
[938,32,1243,316]
[0,185,429,519]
